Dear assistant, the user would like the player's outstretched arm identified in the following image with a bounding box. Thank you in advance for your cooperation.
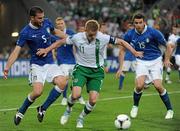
[3,46,21,79]
[116,38,143,58]
[36,38,66,57]
[54,28,67,39]
[116,45,125,78]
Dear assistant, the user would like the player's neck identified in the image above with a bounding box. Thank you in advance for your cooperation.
[135,25,147,34]
[29,22,39,29]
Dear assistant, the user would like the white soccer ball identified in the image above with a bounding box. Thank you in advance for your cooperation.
[114,114,131,129]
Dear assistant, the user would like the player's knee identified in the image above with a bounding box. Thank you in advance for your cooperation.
[54,76,67,89]
[89,97,97,105]
[153,82,163,89]
[71,93,81,100]
[33,90,43,97]
[136,83,144,91]
[89,100,97,105]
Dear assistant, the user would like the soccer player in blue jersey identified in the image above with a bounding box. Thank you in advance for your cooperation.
[49,17,85,105]
[118,13,174,119]
[3,6,67,125]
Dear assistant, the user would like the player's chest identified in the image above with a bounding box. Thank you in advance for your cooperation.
[28,28,51,43]
[130,34,153,48]
[76,40,104,54]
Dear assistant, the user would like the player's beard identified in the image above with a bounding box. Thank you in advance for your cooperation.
[32,21,42,28]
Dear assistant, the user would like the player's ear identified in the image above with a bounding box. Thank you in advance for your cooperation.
[30,16,35,21]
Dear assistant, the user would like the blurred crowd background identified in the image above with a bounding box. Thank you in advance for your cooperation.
[0,0,179,59]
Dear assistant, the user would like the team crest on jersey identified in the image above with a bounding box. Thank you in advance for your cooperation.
[73,78,78,83]
[146,38,150,43]
[46,27,50,34]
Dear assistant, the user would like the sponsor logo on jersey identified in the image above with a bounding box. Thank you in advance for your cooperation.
[73,78,78,83]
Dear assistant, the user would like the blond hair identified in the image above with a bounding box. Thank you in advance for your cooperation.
[85,20,99,32]
[55,17,64,22]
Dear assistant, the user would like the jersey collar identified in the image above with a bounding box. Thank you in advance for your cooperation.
[29,22,39,29]
[135,25,147,35]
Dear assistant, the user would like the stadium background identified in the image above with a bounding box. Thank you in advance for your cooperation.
[0,1,180,131]
[0,0,179,77]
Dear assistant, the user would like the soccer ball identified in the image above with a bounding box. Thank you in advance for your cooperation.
[114,114,131,130]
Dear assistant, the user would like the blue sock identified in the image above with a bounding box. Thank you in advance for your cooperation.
[42,87,61,110]
[133,90,142,106]
[179,70,180,80]
[19,97,33,114]
[63,84,68,98]
[160,90,172,110]
[119,75,125,89]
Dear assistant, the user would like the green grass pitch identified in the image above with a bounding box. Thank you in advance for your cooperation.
[0,71,180,131]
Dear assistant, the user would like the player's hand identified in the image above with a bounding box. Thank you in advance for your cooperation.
[164,59,172,68]
[3,69,9,79]
[134,51,143,58]
[36,48,48,57]
[116,68,123,79]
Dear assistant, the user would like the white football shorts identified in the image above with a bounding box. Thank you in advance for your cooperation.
[29,64,64,85]
[136,57,163,81]
[122,60,136,72]
[58,64,75,77]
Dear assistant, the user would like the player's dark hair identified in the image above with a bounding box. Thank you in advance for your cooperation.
[29,6,44,17]
[132,13,145,21]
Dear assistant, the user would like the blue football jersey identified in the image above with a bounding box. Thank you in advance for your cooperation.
[56,29,76,65]
[17,18,55,65]
[124,26,166,60]
[175,38,180,55]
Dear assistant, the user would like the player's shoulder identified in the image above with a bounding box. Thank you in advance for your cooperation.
[66,29,75,35]
[147,26,160,34]
[97,31,110,38]
[20,25,30,35]
[44,18,52,23]
[125,28,135,36]
[69,32,84,40]
[168,34,177,39]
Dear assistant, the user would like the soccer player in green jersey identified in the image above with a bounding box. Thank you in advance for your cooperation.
[36,19,143,128]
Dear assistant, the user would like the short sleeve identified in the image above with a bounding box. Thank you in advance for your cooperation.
[16,33,27,47]
[99,32,116,45]
[123,32,131,43]
[46,18,55,32]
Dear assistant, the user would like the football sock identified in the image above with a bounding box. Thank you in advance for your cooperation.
[66,95,76,112]
[133,89,143,107]
[63,84,68,98]
[119,74,125,89]
[79,101,95,118]
[160,89,173,110]
[165,67,171,80]
[19,95,33,114]
[42,86,62,110]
